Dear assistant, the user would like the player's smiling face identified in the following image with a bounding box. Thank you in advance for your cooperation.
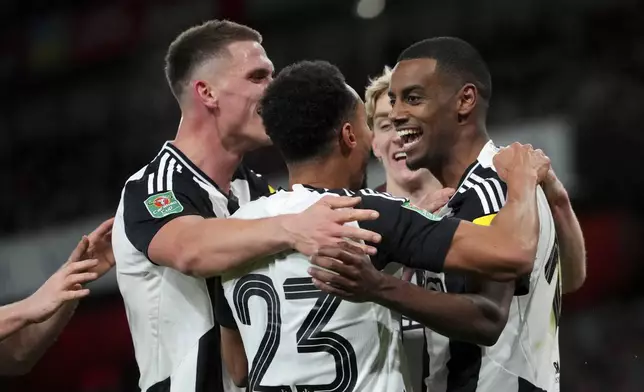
[388,58,457,172]
[371,92,434,187]
[212,41,274,149]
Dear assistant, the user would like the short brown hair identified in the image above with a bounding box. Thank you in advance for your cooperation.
[364,66,392,129]
[164,20,262,99]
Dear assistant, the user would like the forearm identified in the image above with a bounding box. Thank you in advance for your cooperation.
[445,175,539,280]
[485,174,539,275]
[0,300,78,375]
[0,300,31,342]
[551,198,586,293]
[175,216,292,277]
[374,275,504,346]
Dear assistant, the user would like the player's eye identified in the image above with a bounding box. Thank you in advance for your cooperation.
[378,121,392,132]
[405,95,421,105]
[249,69,270,83]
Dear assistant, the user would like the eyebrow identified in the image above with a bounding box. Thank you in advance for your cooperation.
[401,85,425,95]
[373,112,390,120]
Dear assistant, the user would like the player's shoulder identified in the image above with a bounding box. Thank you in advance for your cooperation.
[449,163,508,219]
[122,148,196,197]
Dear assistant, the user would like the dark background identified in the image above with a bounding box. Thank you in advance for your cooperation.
[1,0,643,390]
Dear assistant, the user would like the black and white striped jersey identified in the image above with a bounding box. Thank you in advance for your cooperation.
[215,184,460,392]
[112,141,272,392]
[422,141,561,392]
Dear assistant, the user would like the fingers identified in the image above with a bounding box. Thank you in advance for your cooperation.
[311,278,354,299]
[309,255,358,278]
[67,272,99,286]
[314,242,370,266]
[333,208,379,223]
[318,195,362,209]
[63,288,91,301]
[308,267,357,293]
[89,217,115,240]
[67,236,90,264]
[334,224,381,246]
[66,258,99,274]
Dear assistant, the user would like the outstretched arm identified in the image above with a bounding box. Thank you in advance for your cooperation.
[0,236,103,375]
[542,170,586,293]
[147,196,382,277]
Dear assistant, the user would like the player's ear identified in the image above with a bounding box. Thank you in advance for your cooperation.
[194,80,218,109]
[456,83,477,123]
[339,122,357,156]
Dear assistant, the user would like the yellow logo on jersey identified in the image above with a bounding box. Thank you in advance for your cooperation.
[472,213,497,226]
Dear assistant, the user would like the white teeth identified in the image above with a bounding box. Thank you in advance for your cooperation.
[397,129,420,137]
[394,152,407,160]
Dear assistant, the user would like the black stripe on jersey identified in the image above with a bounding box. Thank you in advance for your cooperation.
[284,277,320,299]
[518,377,546,392]
[234,274,282,391]
[146,377,170,392]
[195,278,225,392]
[295,292,358,392]
[544,238,559,284]
[443,274,482,392]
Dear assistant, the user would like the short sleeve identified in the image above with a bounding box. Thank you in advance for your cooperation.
[122,171,210,260]
[356,189,460,273]
[452,180,529,296]
[213,277,238,330]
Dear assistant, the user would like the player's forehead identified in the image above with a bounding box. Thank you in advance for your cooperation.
[226,40,274,75]
[389,58,438,94]
[373,93,392,119]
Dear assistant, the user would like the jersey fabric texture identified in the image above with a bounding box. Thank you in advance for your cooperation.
[215,184,460,392]
[112,141,272,392]
[422,141,561,392]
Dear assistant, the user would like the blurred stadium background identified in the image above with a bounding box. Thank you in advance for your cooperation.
[1,0,643,390]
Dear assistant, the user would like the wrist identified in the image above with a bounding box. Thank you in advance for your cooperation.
[371,273,399,305]
[274,214,297,250]
[16,297,39,325]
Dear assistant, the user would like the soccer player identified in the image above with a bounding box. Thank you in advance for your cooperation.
[0,218,114,375]
[311,38,586,392]
[215,60,550,391]
[111,21,383,392]
[367,66,451,209]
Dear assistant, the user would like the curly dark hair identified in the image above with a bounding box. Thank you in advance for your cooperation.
[259,60,357,164]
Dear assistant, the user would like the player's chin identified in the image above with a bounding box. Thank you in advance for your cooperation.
[404,152,423,171]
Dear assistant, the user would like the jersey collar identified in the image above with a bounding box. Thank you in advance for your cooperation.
[159,141,245,199]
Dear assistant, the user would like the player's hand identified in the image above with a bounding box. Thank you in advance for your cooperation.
[494,142,551,184]
[308,241,383,302]
[86,217,115,278]
[22,237,99,324]
[541,169,570,209]
[281,196,382,256]
[415,188,455,213]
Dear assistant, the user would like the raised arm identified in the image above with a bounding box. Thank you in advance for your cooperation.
[354,144,548,281]
[542,169,586,293]
[146,196,382,277]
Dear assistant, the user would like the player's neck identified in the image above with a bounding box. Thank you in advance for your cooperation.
[287,158,352,191]
[439,128,489,189]
[386,175,442,204]
[174,115,243,195]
